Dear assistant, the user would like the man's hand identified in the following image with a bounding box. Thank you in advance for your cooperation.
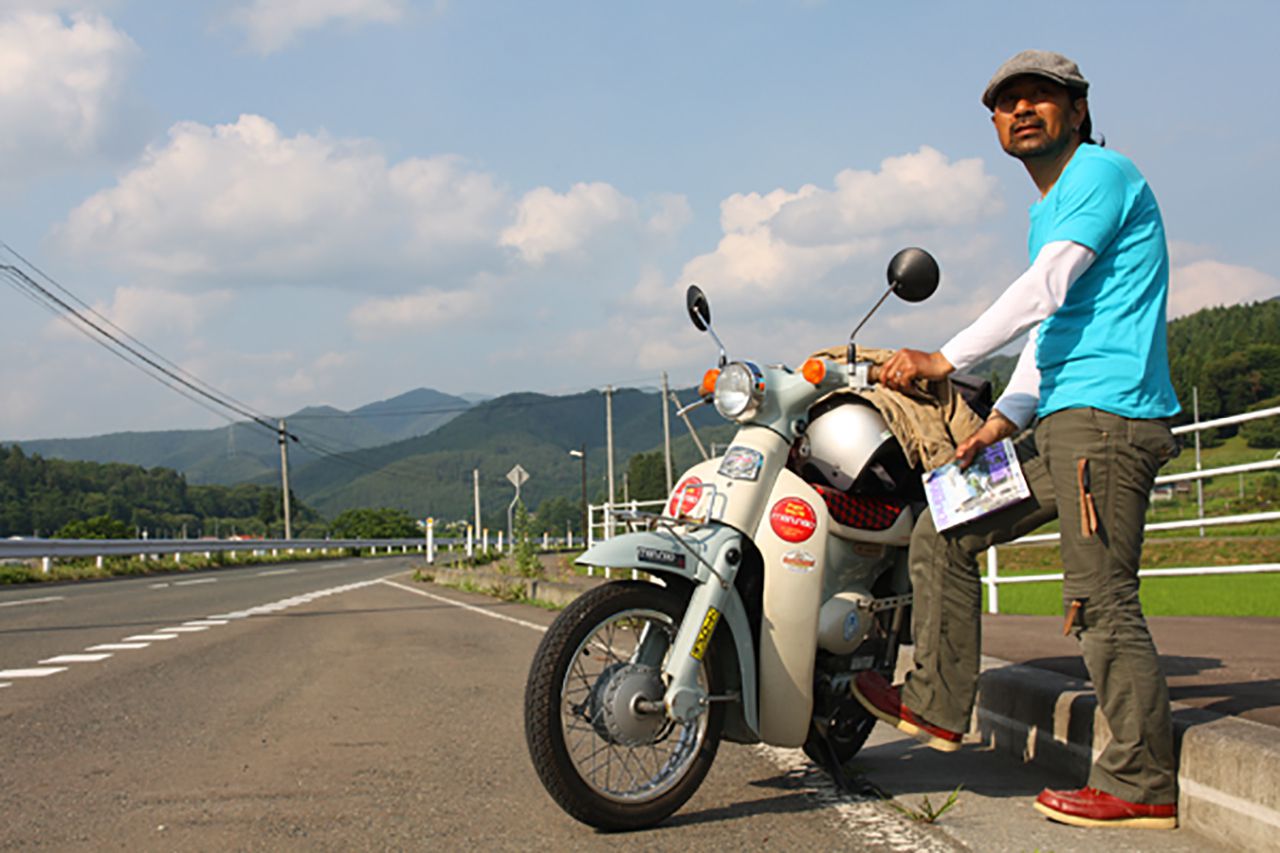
[880,349,954,392]
[955,411,1019,468]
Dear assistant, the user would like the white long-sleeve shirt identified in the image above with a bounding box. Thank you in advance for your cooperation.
[938,240,1097,429]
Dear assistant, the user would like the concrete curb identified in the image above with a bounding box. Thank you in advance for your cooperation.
[423,567,1277,848]
[951,651,1280,851]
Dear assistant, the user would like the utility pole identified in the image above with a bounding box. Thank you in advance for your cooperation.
[661,371,673,494]
[473,469,482,539]
[278,418,292,540]
[605,385,616,539]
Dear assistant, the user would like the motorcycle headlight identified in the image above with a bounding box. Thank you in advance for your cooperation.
[714,362,764,421]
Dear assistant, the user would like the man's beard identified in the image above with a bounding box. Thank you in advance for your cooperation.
[1004,128,1073,161]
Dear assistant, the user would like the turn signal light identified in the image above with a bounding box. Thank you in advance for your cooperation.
[699,368,721,397]
[801,358,827,385]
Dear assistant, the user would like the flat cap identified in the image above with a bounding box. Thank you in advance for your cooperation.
[982,50,1089,110]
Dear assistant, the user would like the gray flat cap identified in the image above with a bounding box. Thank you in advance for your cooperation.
[982,50,1089,110]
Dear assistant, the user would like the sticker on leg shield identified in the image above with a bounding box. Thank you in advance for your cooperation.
[718,446,765,481]
[690,607,720,661]
[770,497,817,542]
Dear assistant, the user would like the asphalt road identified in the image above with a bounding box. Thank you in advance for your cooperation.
[0,557,1229,851]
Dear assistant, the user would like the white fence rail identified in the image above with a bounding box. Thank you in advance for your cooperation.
[985,404,1280,613]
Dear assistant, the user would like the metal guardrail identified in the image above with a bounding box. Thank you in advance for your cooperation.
[0,536,463,574]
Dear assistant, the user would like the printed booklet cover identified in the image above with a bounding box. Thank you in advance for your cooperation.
[923,437,1031,531]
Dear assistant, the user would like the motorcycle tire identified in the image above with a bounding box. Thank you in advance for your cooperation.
[523,580,724,831]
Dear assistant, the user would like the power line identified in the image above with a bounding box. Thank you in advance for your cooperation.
[0,256,282,437]
[0,240,275,427]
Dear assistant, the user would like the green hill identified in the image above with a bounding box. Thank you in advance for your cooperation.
[288,387,731,526]
[11,388,471,485]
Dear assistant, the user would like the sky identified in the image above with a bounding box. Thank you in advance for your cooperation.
[2,0,1278,441]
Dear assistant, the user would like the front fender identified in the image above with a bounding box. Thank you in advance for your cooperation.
[576,525,731,584]
[576,528,760,739]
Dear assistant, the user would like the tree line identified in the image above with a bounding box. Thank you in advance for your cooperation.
[0,444,321,539]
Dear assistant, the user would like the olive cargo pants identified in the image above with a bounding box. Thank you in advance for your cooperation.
[900,407,1179,805]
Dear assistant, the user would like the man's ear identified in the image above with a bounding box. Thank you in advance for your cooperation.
[1072,97,1089,129]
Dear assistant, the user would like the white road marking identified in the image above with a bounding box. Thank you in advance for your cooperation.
[87,643,150,651]
[157,626,209,633]
[0,667,68,678]
[39,653,113,664]
[183,620,228,627]
[257,568,297,576]
[0,682,10,688]
[379,579,550,633]
[123,634,179,641]
[0,595,64,608]
[174,577,217,586]
[149,583,170,589]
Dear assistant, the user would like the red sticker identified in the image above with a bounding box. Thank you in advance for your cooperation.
[770,497,817,542]
[668,476,703,516]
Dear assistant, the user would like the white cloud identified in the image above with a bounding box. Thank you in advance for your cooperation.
[99,286,234,337]
[653,147,1002,311]
[0,10,136,177]
[501,182,689,266]
[229,0,407,54]
[348,286,485,337]
[770,147,1000,246]
[57,114,509,287]
[1169,260,1280,318]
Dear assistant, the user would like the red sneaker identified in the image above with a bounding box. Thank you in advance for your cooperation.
[850,671,963,752]
[1034,786,1177,830]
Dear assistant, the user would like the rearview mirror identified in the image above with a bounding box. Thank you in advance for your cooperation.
[686,285,711,332]
[886,247,939,303]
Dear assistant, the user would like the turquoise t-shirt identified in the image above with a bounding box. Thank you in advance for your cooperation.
[1029,145,1181,420]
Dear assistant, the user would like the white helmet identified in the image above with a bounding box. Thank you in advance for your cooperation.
[796,397,897,493]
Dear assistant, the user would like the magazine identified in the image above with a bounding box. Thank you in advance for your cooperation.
[922,437,1030,531]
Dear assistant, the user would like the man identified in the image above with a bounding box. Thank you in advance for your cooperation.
[852,50,1181,829]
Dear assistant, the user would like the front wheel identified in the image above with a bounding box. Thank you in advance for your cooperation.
[523,581,724,831]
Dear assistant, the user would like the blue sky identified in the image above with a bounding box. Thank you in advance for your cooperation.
[2,0,1277,440]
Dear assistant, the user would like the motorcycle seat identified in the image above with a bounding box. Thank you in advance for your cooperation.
[813,485,914,546]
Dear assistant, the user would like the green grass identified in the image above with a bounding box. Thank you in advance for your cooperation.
[985,572,1279,617]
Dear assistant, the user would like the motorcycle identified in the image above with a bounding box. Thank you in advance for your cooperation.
[524,248,961,831]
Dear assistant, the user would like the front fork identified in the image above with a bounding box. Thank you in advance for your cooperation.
[652,536,743,723]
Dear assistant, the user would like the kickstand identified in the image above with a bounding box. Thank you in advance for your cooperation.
[817,723,855,792]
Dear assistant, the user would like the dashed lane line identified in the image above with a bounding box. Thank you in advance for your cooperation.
[257,568,298,576]
[0,596,65,608]
[40,654,113,664]
[1,577,387,694]
[0,667,68,678]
